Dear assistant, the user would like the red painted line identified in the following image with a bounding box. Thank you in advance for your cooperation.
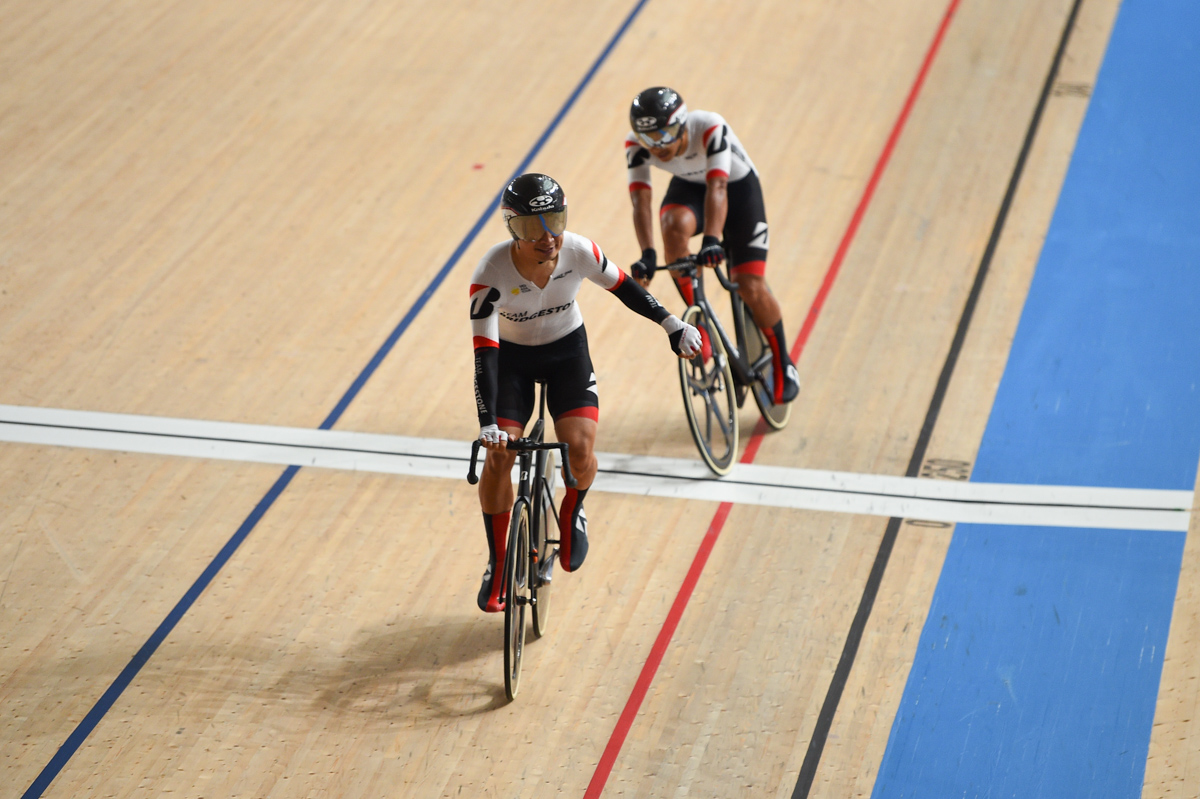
[584,503,732,797]
[791,1,961,364]
[583,1,962,796]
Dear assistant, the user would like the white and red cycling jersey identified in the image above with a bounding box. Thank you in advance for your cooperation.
[469,231,627,348]
[625,109,757,189]
[470,231,675,427]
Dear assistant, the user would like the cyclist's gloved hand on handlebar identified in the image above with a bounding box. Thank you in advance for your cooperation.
[697,235,724,267]
[662,315,703,358]
[631,248,657,284]
[479,424,508,448]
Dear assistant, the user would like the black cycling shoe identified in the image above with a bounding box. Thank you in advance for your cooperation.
[780,364,800,403]
[763,364,801,405]
[477,560,504,613]
[564,506,588,572]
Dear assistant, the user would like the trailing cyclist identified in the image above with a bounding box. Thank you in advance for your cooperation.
[470,173,701,612]
[624,86,800,405]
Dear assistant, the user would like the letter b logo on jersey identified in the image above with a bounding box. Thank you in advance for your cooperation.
[470,286,501,319]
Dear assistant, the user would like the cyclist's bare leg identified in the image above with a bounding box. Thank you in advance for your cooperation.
[552,414,597,572]
[476,424,523,611]
[660,205,698,308]
[478,424,524,513]
[551,416,596,490]
[731,270,798,403]
[734,273,782,329]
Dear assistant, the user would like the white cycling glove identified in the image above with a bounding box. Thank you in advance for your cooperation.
[479,424,508,445]
[662,315,703,358]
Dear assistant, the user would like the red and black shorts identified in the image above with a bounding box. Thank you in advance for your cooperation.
[496,325,598,431]
[660,170,769,277]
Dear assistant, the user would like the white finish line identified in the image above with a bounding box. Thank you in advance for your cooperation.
[0,405,1192,531]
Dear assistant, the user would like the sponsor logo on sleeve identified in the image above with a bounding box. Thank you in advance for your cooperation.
[470,286,501,320]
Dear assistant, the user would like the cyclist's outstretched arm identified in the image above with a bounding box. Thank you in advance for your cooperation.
[601,267,701,359]
[579,235,700,358]
[469,279,507,451]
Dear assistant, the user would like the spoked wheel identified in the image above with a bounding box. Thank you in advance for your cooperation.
[531,448,557,638]
[740,303,791,430]
[503,499,531,701]
[678,305,739,475]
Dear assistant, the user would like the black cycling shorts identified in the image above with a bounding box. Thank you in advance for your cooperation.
[496,324,598,430]
[660,170,769,273]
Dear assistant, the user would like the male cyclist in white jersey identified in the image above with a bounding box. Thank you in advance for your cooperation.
[624,86,800,404]
[470,173,701,612]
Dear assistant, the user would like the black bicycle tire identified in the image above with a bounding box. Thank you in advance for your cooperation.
[503,498,531,701]
[531,448,556,638]
[678,304,739,475]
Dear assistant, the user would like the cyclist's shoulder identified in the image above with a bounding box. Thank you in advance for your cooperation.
[691,107,734,145]
[688,108,729,135]
[689,107,726,124]
[471,240,517,283]
[559,231,605,265]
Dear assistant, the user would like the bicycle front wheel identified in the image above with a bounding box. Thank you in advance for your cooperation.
[740,302,791,431]
[678,305,739,475]
[531,447,556,638]
[503,498,531,701]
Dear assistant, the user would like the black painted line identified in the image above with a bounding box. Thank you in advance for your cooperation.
[790,1,1088,797]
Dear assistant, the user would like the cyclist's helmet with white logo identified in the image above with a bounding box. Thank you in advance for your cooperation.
[630,86,688,149]
[501,173,568,241]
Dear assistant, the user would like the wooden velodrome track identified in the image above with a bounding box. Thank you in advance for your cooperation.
[3,0,1197,796]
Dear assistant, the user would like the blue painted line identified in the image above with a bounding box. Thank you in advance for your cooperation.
[873,1,1200,797]
[320,0,652,431]
[20,465,302,799]
[22,1,652,795]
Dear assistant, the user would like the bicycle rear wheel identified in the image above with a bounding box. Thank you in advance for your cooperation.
[678,305,739,475]
[531,448,557,638]
[740,302,791,430]
[503,498,531,701]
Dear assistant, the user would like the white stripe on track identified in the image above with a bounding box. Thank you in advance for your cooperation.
[0,405,1191,531]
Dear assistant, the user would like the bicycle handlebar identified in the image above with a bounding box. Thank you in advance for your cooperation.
[662,254,739,292]
[467,438,577,488]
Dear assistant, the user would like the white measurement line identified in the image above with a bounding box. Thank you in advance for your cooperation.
[0,405,1191,531]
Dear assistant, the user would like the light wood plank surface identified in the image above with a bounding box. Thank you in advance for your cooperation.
[1,0,1190,797]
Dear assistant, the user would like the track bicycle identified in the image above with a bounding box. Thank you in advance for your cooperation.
[467,381,576,701]
[665,253,791,475]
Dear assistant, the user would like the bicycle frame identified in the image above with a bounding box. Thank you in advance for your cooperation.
[668,257,774,404]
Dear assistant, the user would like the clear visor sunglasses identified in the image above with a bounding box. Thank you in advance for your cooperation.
[506,210,567,241]
[634,120,684,149]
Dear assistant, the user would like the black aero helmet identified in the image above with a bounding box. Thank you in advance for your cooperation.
[630,86,688,149]
[500,173,568,241]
